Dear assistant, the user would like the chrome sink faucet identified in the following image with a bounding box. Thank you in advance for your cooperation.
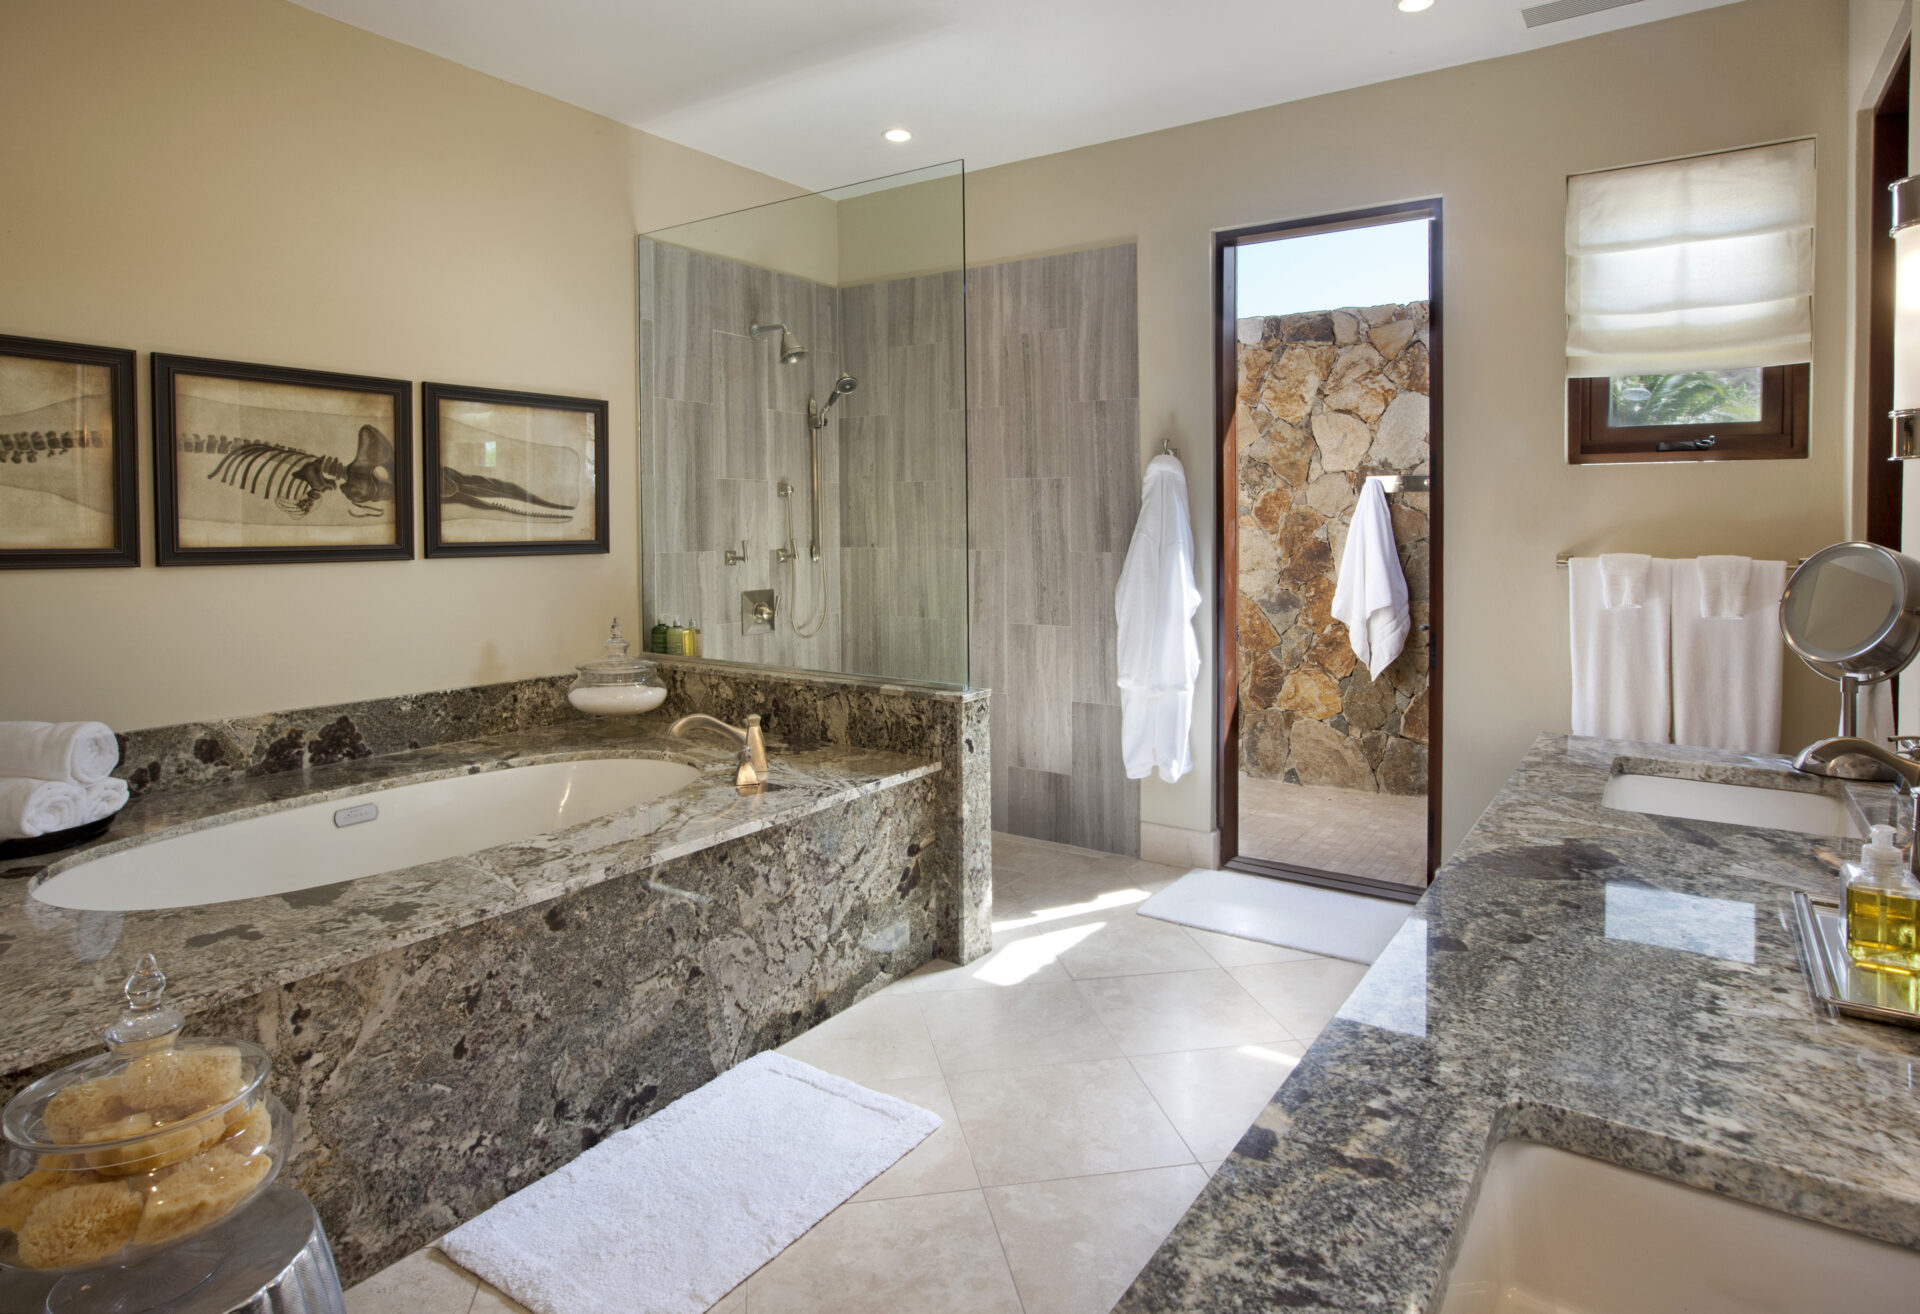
[670,713,768,788]
[1795,736,1920,872]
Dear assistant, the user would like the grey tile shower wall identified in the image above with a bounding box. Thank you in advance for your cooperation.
[967,244,1142,855]
[638,238,845,669]
[837,272,969,684]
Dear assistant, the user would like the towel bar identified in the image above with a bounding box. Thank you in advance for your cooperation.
[1554,552,1808,570]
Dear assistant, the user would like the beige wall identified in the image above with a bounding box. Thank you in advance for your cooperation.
[965,0,1854,858]
[0,0,800,732]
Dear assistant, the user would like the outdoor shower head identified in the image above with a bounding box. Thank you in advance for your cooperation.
[750,322,807,365]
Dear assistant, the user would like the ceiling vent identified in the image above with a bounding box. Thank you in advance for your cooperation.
[1521,0,1647,28]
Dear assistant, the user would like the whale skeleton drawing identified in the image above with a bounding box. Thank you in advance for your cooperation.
[205,423,396,519]
[437,466,577,520]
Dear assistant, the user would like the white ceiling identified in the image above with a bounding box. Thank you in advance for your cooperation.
[293,0,1744,192]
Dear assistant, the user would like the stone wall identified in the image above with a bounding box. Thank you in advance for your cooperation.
[1235,303,1431,795]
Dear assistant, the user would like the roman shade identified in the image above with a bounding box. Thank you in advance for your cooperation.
[1566,139,1815,377]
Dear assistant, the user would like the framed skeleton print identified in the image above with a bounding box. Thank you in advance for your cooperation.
[421,382,608,557]
[152,354,413,565]
[0,334,138,569]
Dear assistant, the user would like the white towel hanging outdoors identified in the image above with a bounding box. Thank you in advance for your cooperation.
[1330,478,1410,680]
[1116,453,1201,783]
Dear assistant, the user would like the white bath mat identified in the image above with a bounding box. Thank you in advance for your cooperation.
[439,1051,939,1314]
[1139,868,1412,965]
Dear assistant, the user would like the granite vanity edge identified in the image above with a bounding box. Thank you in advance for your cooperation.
[1118,732,1920,1314]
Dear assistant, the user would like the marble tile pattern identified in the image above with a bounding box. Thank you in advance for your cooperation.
[0,665,989,1285]
[968,243,1142,855]
[1116,734,1920,1313]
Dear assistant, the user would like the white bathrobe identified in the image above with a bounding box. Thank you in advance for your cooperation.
[1116,454,1202,783]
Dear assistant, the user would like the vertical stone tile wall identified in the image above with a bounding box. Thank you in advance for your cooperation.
[1235,304,1431,796]
[639,238,846,670]
[639,240,967,685]
[968,244,1142,853]
[837,273,969,683]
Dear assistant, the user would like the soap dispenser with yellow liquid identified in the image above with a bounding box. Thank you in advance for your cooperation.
[1844,824,1920,974]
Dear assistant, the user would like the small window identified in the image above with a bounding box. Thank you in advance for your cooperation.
[1567,362,1808,463]
[1565,140,1814,464]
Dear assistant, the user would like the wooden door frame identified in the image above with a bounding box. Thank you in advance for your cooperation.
[1868,43,1911,550]
[1213,198,1443,904]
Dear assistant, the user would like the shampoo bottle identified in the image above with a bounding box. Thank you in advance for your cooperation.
[665,620,686,655]
[1845,824,1920,973]
[650,618,669,654]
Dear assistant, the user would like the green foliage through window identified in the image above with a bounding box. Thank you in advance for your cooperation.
[1608,369,1763,427]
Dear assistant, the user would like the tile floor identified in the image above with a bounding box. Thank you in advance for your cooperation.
[345,833,1370,1314]
[1238,774,1427,887]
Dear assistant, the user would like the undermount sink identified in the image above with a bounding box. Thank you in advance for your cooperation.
[1600,772,1862,839]
[1441,1142,1920,1313]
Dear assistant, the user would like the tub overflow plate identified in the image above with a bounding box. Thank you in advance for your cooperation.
[333,803,378,829]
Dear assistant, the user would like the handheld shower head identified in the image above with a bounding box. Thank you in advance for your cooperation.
[750,322,808,365]
[808,374,859,429]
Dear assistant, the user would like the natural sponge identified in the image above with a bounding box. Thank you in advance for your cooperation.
[81,1112,223,1178]
[0,1170,69,1234]
[15,1181,142,1269]
[113,1047,244,1119]
[40,1078,126,1145]
[221,1101,273,1159]
[132,1148,270,1248]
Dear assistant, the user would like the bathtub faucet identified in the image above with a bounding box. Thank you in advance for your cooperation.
[670,713,768,788]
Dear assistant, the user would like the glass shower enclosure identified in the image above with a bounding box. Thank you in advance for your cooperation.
[637,161,967,686]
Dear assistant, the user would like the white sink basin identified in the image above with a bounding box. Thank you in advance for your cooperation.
[1441,1142,1920,1314]
[1600,772,1862,839]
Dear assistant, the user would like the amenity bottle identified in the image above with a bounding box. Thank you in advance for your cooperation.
[1845,825,1920,974]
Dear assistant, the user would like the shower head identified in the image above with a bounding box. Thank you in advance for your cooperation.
[750,322,807,365]
[809,374,859,428]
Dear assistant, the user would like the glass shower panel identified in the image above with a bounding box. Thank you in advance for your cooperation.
[637,161,967,686]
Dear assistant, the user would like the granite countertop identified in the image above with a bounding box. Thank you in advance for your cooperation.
[0,715,939,1075]
[1119,734,1920,1313]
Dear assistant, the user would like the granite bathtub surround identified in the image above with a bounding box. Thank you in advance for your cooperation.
[0,663,987,1284]
[1235,303,1430,796]
[1116,734,1920,1312]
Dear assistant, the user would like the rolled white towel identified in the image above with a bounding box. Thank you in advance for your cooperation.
[0,721,119,785]
[0,778,87,839]
[82,777,129,824]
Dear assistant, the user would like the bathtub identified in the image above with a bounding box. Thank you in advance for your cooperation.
[33,757,701,912]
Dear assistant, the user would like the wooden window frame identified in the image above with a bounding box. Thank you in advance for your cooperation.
[1566,363,1809,465]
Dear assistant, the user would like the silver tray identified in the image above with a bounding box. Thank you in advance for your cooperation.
[1791,890,1920,1028]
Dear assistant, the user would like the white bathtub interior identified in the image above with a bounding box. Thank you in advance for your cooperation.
[33,758,702,912]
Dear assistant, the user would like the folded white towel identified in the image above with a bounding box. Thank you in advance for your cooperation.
[81,777,129,825]
[1571,556,1673,743]
[1331,478,1411,680]
[1694,555,1754,620]
[0,722,119,785]
[1598,553,1653,610]
[0,778,86,839]
[1673,559,1784,753]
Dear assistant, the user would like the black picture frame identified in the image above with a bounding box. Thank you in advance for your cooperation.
[152,354,413,566]
[0,334,139,569]
[421,382,610,558]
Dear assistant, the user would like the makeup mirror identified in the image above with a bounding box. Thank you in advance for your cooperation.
[1780,542,1920,737]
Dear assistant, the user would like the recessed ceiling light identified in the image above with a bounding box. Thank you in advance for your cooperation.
[883,128,912,143]
[1398,0,1434,10]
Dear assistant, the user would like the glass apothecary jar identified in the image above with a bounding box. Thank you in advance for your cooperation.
[0,955,290,1274]
[569,619,666,716]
